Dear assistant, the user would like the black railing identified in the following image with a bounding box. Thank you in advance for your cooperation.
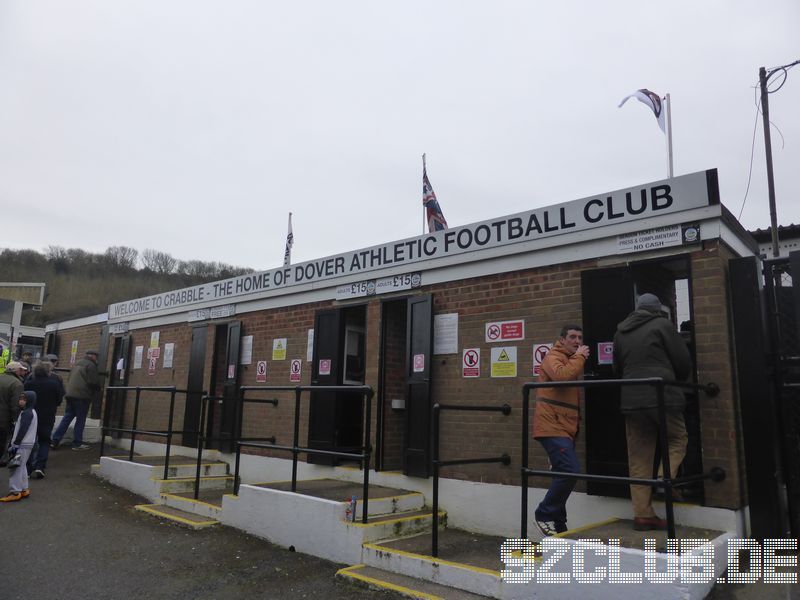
[233,385,374,524]
[432,402,512,557]
[521,378,724,540]
[101,386,197,481]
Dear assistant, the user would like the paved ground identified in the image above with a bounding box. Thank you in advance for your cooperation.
[1,447,399,600]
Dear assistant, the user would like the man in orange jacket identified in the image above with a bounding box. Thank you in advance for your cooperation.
[532,324,590,536]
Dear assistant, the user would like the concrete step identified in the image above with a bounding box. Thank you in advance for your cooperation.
[161,493,225,519]
[347,509,447,543]
[337,564,491,599]
[157,475,233,495]
[134,504,219,530]
[155,461,229,479]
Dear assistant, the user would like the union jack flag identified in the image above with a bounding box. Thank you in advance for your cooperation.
[422,163,448,232]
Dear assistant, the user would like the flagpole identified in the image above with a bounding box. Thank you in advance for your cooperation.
[665,93,674,178]
[422,153,427,235]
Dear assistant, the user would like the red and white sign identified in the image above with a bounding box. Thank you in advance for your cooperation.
[532,343,553,376]
[598,342,614,365]
[290,358,302,382]
[227,364,236,379]
[462,348,480,378]
[485,320,525,342]
[256,360,267,383]
[148,356,157,376]
[413,353,425,373]
[319,359,331,376]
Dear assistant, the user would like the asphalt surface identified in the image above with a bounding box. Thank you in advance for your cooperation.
[1,446,399,599]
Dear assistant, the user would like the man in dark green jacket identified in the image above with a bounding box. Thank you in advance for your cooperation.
[51,350,101,450]
[0,361,28,464]
[613,293,692,531]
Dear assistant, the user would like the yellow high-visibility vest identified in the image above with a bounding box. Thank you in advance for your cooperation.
[0,347,9,374]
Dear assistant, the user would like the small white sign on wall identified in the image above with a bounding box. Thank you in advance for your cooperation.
[433,313,458,355]
[240,335,253,365]
[163,343,175,369]
[133,346,144,369]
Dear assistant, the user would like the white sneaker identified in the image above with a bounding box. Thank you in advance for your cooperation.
[536,520,559,537]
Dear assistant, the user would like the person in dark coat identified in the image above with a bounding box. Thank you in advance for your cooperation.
[51,350,100,450]
[613,293,692,531]
[25,360,64,478]
[0,361,28,466]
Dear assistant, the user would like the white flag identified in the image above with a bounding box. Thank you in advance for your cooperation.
[283,212,293,266]
[619,89,666,133]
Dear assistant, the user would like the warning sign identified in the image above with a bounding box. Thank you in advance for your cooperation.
[532,343,553,376]
[272,338,287,361]
[148,356,157,376]
[413,353,425,373]
[462,348,480,378]
[485,320,525,343]
[319,359,331,376]
[290,358,302,382]
[490,346,517,378]
[598,341,614,365]
[256,360,267,383]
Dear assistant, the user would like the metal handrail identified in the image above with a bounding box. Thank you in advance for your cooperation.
[431,402,512,557]
[233,385,374,524]
[521,377,724,540]
[101,385,198,480]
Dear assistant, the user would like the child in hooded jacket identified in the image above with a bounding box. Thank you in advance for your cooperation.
[1,390,38,502]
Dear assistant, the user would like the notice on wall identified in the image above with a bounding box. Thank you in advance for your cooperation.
[462,348,480,378]
[148,356,157,376]
[150,331,160,349]
[413,353,425,373]
[70,340,78,365]
[133,345,144,369]
[240,335,253,365]
[485,320,525,343]
[290,358,302,383]
[335,272,422,300]
[490,346,517,378]
[532,343,553,376]
[163,343,175,369]
[272,338,287,361]
[597,341,614,365]
[307,329,314,362]
[617,223,699,254]
[433,313,458,355]
[256,360,267,383]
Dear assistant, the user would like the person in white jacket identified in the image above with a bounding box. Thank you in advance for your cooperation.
[1,390,38,502]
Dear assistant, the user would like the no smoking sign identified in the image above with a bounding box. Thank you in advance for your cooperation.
[462,348,480,378]
[256,360,267,383]
[290,358,302,382]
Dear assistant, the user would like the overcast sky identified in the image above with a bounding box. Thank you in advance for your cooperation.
[1,1,798,271]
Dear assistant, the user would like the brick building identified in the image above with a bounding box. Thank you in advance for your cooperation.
[47,168,764,534]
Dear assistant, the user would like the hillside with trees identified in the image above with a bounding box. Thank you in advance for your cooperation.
[0,246,253,327]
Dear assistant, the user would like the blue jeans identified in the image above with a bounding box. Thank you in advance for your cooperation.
[534,437,580,527]
[52,397,90,447]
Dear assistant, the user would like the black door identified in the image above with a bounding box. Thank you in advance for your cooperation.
[308,309,343,465]
[92,325,111,419]
[219,321,241,452]
[183,325,208,448]
[581,268,635,496]
[404,294,433,477]
[44,332,59,355]
[106,335,131,439]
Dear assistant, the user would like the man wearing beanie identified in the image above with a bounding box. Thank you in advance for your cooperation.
[613,293,692,531]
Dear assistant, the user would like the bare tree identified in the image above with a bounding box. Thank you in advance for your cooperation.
[105,246,139,269]
[141,249,177,274]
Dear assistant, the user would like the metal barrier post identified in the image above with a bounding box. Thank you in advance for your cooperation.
[362,388,373,524]
[292,387,302,493]
[195,395,209,500]
[164,387,177,480]
[656,381,676,539]
[432,403,441,557]
[129,387,141,462]
[521,386,530,540]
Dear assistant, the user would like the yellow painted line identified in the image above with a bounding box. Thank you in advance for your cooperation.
[342,492,424,503]
[222,493,239,500]
[337,564,444,600]
[134,505,218,528]
[250,477,326,486]
[153,475,233,483]
[363,542,501,578]
[347,511,446,529]
[161,493,222,510]
[553,517,620,538]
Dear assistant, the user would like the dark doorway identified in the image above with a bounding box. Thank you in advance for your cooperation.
[207,321,240,452]
[581,257,703,499]
[404,294,433,477]
[308,305,366,465]
[183,325,208,448]
[92,324,111,419]
[106,334,131,440]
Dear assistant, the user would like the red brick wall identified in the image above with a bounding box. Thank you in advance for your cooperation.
[380,300,406,471]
